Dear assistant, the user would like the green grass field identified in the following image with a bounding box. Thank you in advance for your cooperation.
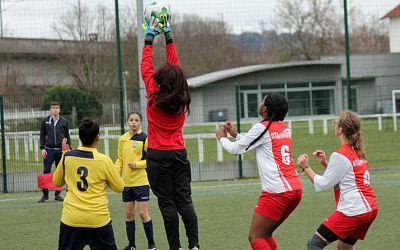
[0,170,398,249]
[3,117,400,174]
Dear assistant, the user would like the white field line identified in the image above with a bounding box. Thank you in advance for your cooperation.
[0,182,261,202]
[1,173,398,202]
[192,182,260,189]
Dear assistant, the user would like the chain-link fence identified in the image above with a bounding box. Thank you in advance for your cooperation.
[1,0,400,192]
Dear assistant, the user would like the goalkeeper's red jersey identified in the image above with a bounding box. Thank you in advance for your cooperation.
[140,43,186,150]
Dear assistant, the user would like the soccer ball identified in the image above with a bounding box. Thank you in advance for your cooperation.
[144,1,170,27]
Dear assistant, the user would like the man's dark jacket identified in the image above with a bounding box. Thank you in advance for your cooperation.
[40,115,71,150]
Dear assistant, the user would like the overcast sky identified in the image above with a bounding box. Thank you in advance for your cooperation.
[1,0,399,38]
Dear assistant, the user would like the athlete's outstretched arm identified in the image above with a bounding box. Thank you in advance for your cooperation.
[218,123,268,154]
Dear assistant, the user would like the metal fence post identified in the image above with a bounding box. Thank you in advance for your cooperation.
[343,0,352,110]
[0,95,7,193]
[114,0,126,135]
[235,84,243,179]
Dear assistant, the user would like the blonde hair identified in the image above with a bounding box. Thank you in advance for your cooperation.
[337,111,367,160]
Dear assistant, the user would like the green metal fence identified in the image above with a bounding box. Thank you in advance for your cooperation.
[1,0,400,192]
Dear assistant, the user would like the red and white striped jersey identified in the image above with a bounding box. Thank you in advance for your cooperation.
[220,121,302,193]
[314,144,378,216]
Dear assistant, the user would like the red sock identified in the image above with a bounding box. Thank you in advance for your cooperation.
[266,236,277,250]
[251,239,272,250]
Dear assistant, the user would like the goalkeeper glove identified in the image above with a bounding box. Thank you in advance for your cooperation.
[142,16,160,44]
[159,14,173,44]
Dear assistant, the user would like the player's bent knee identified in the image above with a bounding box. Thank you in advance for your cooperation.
[337,241,355,250]
[139,212,149,221]
[125,211,135,220]
[307,234,327,250]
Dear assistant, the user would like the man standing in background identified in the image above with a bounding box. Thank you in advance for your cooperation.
[38,101,71,203]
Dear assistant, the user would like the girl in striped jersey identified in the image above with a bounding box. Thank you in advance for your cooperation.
[297,111,378,250]
[216,93,302,250]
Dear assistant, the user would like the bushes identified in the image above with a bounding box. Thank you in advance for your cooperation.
[42,85,103,127]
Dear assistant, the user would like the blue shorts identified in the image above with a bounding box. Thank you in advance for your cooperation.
[122,185,150,202]
[58,221,117,250]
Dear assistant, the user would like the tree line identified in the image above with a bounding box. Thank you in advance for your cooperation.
[0,0,389,101]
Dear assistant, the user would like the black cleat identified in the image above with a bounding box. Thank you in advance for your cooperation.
[124,245,136,250]
[123,246,136,250]
[38,195,49,203]
[54,195,64,202]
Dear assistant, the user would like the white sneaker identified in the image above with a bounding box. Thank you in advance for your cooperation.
[190,247,200,250]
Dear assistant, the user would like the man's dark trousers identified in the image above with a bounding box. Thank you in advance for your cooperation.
[42,148,62,197]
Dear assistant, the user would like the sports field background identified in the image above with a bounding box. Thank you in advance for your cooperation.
[0,170,398,249]
[1,1,400,249]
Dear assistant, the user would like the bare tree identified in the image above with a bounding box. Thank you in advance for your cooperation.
[269,0,389,62]
[349,14,389,54]
[147,14,247,77]
[52,5,122,99]
[51,4,144,103]
[272,0,341,61]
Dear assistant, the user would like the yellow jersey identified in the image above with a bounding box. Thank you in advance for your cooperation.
[115,130,149,187]
[53,146,124,228]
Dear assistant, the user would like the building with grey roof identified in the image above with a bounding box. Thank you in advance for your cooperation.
[186,53,400,123]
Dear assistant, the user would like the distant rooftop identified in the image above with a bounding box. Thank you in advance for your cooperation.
[383,4,400,18]
[187,61,341,88]
[0,37,112,57]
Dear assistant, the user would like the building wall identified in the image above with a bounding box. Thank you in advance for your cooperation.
[191,65,343,123]
[201,83,236,122]
[186,90,204,124]
[356,80,376,114]
[375,76,400,113]
[389,16,400,53]
[0,57,74,86]
[240,65,341,85]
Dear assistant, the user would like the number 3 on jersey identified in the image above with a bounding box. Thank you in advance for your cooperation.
[281,145,291,165]
[77,166,89,191]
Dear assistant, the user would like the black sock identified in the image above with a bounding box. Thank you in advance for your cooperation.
[307,234,327,250]
[126,220,136,247]
[143,220,155,246]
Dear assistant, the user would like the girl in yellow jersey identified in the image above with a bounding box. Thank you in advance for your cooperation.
[53,118,124,250]
[116,112,156,250]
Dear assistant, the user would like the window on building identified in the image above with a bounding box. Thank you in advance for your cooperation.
[247,93,259,117]
[287,91,311,116]
[312,89,335,115]
[240,91,259,118]
[240,82,336,118]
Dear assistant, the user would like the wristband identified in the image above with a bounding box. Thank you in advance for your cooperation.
[302,166,310,172]
[164,32,173,44]
[144,34,155,45]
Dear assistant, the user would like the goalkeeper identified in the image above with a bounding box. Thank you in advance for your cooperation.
[140,15,200,250]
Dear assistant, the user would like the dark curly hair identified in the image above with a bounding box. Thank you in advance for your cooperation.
[151,64,191,115]
[79,118,99,146]
[245,93,289,151]
[264,93,289,122]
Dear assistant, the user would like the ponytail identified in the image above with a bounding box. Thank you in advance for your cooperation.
[350,132,367,160]
[245,117,273,151]
[245,93,289,151]
[338,111,367,160]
